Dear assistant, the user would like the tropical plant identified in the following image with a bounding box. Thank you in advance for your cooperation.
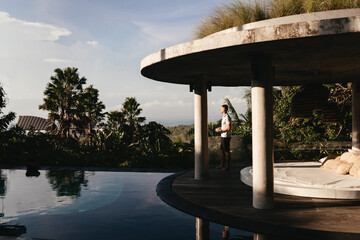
[0,85,15,131]
[90,111,127,152]
[224,97,242,128]
[121,97,146,141]
[78,85,105,144]
[195,0,360,38]
[139,121,172,153]
[39,67,87,138]
[105,111,126,133]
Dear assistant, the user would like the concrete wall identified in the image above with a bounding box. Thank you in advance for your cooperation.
[208,136,250,164]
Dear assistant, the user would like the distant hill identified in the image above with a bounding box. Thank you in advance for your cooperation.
[166,124,194,143]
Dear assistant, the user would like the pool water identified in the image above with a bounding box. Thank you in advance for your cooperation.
[0,169,252,240]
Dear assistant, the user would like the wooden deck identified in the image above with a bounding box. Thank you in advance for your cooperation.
[156,162,360,240]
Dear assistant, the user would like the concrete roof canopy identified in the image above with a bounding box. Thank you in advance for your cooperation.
[140,9,360,86]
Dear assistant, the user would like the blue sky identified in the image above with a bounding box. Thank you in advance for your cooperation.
[0,0,248,126]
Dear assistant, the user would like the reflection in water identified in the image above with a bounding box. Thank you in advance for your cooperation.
[0,170,252,239]
[0,171,7,197]
[0,171,6,219]
[25,166,40,177]
[222,226,230,239]
[253,233,267,240]
[0,170,122,223]
[0,171,26,237]
[46,171,88,198]
[196,218,209,240]
[0,223,26,237]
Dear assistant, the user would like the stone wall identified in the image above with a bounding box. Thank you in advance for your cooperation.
[208,135,250,164]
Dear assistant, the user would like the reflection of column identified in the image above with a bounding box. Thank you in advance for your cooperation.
[194,77,209,180]
[353,81,360,150]
[254,233,267,240]
[251,57,274,209]
[196,218,209,240]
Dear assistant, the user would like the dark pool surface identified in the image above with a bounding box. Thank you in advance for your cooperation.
[0,169,252,240]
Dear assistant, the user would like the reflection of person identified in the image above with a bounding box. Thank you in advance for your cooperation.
[222,226,230,239]
[26,158,40,177]
[26,166,40,177]
[216,105,231,171]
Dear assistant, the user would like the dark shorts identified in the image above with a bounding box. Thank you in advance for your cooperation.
[220,137,231,152]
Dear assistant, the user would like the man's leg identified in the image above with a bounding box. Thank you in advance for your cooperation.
[222,138,231,171]
[217,138,225,168]
[217,149,225,168]
[222,151,231,170]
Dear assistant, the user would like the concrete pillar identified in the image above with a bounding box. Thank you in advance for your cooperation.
[353,81,360,151]
[194,77,209,180]
[251,57,274,209]
[196,218,209,240]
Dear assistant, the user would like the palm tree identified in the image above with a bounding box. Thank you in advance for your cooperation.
[106,111,125,133]
[39,67,87,138]
[224,97,242,127]
[121,97,146,140]
[78,85,105,143]
[0,85,15,131]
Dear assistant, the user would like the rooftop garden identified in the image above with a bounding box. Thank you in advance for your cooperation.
[195,0,360,38]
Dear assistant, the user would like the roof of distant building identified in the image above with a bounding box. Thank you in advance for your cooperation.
[17,116,50,130]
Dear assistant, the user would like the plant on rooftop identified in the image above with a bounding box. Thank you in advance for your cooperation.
[195,0,360,38]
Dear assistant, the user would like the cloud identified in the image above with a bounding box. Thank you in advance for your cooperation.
[155,86,165,91]
[0,11,119,118]
[0,2,245,126]
[87,40,98,47]
[143,99,191,108]
[0,11,71,41]
[43,58,73,63]
[0,73,11,94]
[132,20,191,47]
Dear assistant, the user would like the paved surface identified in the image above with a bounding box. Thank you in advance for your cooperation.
[157,162,360,240]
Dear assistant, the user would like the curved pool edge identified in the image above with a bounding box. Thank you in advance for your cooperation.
[156,166,360,240]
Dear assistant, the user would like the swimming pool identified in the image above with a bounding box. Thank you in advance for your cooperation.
[0,169,252,239]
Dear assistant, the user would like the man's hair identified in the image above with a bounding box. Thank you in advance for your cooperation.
[221,104,228,112]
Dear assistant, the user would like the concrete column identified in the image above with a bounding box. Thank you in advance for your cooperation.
[194,77,209,180]
[353,81,360,151]
[196,218,209,240]
[251,57,274,209]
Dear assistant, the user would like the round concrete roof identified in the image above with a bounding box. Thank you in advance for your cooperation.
[141,9,360,87]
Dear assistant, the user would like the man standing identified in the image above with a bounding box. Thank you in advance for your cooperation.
[216,104,231,171]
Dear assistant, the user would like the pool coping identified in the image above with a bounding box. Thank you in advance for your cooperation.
[0,165,181,173]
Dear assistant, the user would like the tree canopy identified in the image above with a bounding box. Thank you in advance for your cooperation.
[39,67,87,138]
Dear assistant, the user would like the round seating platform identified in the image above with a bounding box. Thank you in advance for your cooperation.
[240,162,360,199]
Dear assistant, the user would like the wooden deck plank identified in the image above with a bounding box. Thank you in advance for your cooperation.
[157,162,360,239]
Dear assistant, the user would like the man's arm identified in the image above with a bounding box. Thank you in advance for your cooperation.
[221,123,230,132]
[216,123,230,132]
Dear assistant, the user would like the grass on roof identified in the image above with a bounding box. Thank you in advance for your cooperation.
[195,0,360,39]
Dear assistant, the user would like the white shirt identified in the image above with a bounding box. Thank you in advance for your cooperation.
[221,113,231,138]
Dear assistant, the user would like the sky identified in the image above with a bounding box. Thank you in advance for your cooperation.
[0,0,249,126]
